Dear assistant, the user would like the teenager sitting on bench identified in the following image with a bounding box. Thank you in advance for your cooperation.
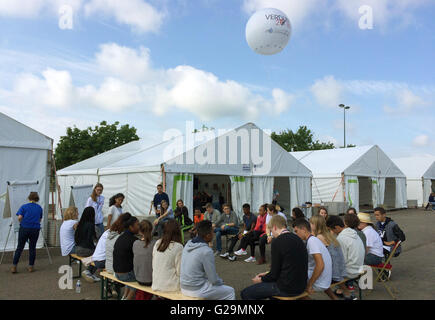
[241,215,308,300]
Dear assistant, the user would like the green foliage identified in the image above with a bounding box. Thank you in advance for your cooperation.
[271,126,336,152]
[54,121,139,169]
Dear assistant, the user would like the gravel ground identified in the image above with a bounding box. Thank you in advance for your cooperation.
[0,208,434,300]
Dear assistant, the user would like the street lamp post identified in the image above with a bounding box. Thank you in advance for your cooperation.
[339,104,350,148]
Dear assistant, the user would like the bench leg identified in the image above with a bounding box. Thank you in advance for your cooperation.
[100,276,105,300]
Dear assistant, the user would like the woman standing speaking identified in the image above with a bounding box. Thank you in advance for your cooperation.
[11,192,43,273]
[86,183,105,238]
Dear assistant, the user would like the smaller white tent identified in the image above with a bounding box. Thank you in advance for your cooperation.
[291,145,407,212]
[58,123,312,220]
[0,112,53,251]
[393,155,435,207]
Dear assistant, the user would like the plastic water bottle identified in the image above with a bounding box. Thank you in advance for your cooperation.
[75,280,81,293]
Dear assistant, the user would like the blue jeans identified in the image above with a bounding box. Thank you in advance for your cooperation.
[365,253,383,265]
[13,227,40,266]
[241,282,298,300]
[214,226,239,252]
[116,270,136,291]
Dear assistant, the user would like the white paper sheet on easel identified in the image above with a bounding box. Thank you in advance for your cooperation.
[69,184,93,219]
[3,181,40,233]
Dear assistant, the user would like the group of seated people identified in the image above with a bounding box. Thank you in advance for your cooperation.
[59,190,405,300]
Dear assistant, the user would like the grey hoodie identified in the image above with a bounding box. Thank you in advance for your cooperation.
[337,228,365,279]
[180,239,224,291]
[105,230,121,274]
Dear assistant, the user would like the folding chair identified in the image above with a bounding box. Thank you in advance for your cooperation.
[369,240,401,299]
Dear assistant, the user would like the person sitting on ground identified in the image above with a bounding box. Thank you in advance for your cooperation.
[357,212,384,265]
[105,213,131,274]
[310,215,346,300]
[11,192,44,274]
[347,207,357,215]
[133,220,156,300]
[241,215,308,300]
[113,215,140,300]
[374,207,406,259]
[60,206,79,256]
[318,207,329,221]
[180,220,235,300]
[233,204,268,264]
[174,199,193,230]
[107,193,124,229]
[153,199,174,237]
[74,207,97,257]
[326,215,365,300]
[425,192,435,210]
[152,220,183,292]
[204,202,221,227]
[213,203,239,256]
[190,207,204,239]
[293,218,333,295]
[220,203,257,262]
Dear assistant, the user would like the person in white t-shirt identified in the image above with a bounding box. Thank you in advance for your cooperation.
[107,193,124,228]
[293,218,332,294]
[82,228,108,283]
[60,207,79,256]
[357,212,384,265]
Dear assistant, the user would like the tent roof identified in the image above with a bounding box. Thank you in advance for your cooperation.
[0,112,53,150]
[393,155,435,179]
[58,122,312,177]
[291,145,405,178]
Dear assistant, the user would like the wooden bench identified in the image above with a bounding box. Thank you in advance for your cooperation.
[272,292,310,300]
[99,271,203,300]
[69,254,95,279]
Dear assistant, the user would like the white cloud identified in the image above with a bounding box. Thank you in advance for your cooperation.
[84,0,164,33]
[242,0,430,30]
[384,89,427,114]
[1,43,294,119]
[0,0,163,34]
[0,0,82,18]
[413,134,429,147]
[310,75,343,108]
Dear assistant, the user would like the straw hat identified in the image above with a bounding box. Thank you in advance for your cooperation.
[357,212,372,224]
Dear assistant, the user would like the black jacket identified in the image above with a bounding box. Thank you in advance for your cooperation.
[74,222,96,250]
[261,232,308,295]
[113,230,138,273]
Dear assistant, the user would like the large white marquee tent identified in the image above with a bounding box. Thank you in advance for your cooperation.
[291,145,407,212]
[57,123,312,221]
[0,112,53,251]
[393,155,435,207]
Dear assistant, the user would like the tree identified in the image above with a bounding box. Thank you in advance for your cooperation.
[54,121,139,169]
[271,126,335,152]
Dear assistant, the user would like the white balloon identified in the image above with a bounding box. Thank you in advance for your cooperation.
[245,8,292,55]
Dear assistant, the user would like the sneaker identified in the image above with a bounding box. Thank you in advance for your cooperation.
[244,256,256,263]
[82,270,95,283]
[219,252,229,258]
[91,274,101,282]
[343,293,358,300]
[234,249,247,256]
[214,250,221,256]
[228,255,236,261]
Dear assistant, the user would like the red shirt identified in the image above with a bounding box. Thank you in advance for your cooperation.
[194,214,204,224]
[254,214,267,236]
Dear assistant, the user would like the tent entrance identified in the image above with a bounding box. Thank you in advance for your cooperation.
[384,178,396,208]
[358,177,373,211]
[273,177,290,215]
[193,174,231,212]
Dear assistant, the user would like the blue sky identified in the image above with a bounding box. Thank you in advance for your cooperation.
[0,0,434,158]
